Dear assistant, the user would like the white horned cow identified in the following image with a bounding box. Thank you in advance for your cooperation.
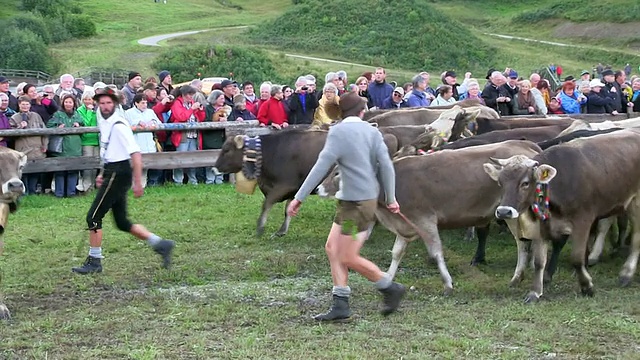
[317,140,542,295]
[484,128,640,303]
[0,147,28,319]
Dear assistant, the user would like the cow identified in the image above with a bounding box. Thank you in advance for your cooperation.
[436,125,567,151]
[483,129,640,303]
[475,117,576,135]
[0,147,28,320]
[317,140,542,295]
[380,106,481,155]
[362,98,487,121]
[214,128,328,238]
[368,105,497,127]
[557,116,640,137]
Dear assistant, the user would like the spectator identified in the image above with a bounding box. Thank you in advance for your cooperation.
[313,83,341,126]
[0,93,11,147]
[220,79,238,107]
[548,97,564,114]
[430,85,457,107]
[122,72,143,106]
[257,85,288,129]
[72,78,85,102]
[498,69,519,116]
[190,79,207,105]
[602,69,622,113]
[229,94,256,122]
[557,82,586,114]
[170,85,205,185]
[242,81,259,116]
[482,70,508,114]
[143,83,158,108]
[367,67,393,109]
[203,90,228,185]
[586,79,617,115]
[77,90,99,192]
[0,92,15,118]
[125,93,161,188]
[631,78,640,112]
[381,87,408,109]
[257,82,272,112]
[510,80,538,115]
[10,96,47,194]
[47,94,83,198]
[464,80,485,105]
[529,78,548,115]
[288,76,319,125]
[536,79,552,108]
[0,76,19,112]
[406,74,430,107]
[158,70,173,95]
[354,76,374,109]
[54,74,75,105]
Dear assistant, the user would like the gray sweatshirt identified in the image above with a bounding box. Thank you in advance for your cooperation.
[295,116,396,204]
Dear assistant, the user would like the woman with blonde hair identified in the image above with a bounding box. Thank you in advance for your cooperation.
[511,80,539,115]
[313,83,341,127]
[77,89,99,192]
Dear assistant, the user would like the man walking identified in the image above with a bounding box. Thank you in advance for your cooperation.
[287,91,405,322]
[72,88,175,274]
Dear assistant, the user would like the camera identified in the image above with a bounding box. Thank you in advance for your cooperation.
[301,86,308,91]
[168,95,175,100]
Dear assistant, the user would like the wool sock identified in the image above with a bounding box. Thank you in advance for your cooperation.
[89,247,103,259]
[332,286,351,298]
[375,272,392,290]
[146,234,162,246]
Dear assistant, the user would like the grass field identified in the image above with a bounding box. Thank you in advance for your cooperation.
[1,185,640,359]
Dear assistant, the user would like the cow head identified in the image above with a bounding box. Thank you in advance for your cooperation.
[0,148,26,203]
[316,165,340,198]
[214,135,245,174]
[483,155,556,220]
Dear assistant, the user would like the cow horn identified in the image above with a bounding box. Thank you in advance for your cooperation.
[524,158,539,167]
[489,157,509,166]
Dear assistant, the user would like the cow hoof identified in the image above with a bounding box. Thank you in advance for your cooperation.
[469,258,486,266]
[270,232,286,240]
[509,276,522,288]
[443,287,454,296]
[587,258,599,267]
[0,304,11,320]
[581,287,594,297]
[619,276,632,288]
[523,292,540,304]
[256,229,265,238]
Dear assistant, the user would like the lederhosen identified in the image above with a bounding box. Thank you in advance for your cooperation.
[86,120,134,232]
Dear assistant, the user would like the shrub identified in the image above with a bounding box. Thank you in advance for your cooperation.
[247,0,497,74]
[0,28,56,73]
[1,12,52,44]
[64,14,97,38]
[513,0,640,23]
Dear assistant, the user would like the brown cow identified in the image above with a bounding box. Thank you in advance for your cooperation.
[317,140,542,295]
[362,98,487,121]
[368,104,498,127]
[0,147,28,320]
[214,128,328,238]
[483,129,640,303]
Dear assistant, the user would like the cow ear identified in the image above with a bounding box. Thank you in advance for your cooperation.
[483,163,501,182]
[534,164,557,184]
[233,135,244,149]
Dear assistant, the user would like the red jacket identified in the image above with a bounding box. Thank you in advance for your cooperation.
[152,100,172,143]
[245,97,259,116]
[257,97,288,126]
[169,96,206,149]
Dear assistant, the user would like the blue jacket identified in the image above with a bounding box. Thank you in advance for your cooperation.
[367,81,393,109]
[558,91,586,114]
[407,90,430,107]
[381,96,409,109]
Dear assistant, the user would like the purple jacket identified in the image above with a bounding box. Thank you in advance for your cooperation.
[0,112,10,147]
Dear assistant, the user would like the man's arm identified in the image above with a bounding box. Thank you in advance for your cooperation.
[294,131,339,202]
[375,131,396,204]
[131,151,143,187]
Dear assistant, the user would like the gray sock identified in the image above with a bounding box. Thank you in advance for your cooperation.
[89,247,103,259]
[332,286,351,298]
[147,234,162,246]
[375,272,392,290]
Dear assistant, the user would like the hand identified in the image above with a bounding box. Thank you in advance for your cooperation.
[96,175,104,188]
[628,102,634,108]
[612,110,619,115]
[505,97,511,102]
[20,121,27,129]
[465,72,472,79]
[218,116,227,122]
[386,201,400,214]
[259,123,266,127]
[58,124,65,128]
[497,96,504,102]
[133,182,144,198]
[236,117,243,121]
[192,102,201,110]
[87,104,94,110]
[282,122,289,128]
[162,97,171,105]
[73,122,79,127]
[272,123,282,130]
[287,199,302,217]
[41,146,46,153]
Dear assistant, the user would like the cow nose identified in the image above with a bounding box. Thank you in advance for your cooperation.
[495,207,514,219]
[8,180,24,192]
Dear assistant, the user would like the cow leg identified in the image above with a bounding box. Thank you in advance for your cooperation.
[570,220,595,297]
[470,224,490,266]
[271,199,292,239]
[544,236,568,284]
[588,216,615,266]
[463,226,475,242]
[619,199,640,287]
[524,238,548,304]
[256,197,277,237]
[418,225,454,295]
[615,213,631,251]
[510,239,531,287]
[386,235,409,279]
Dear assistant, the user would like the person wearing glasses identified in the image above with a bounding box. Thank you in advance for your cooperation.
[354,76,374,109]
[381,87,408,109]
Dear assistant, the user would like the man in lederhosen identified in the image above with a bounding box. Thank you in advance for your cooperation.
[72,87,175,274]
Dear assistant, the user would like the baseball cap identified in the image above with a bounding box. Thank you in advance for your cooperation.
[220,79,238,88]
[393,87,405,96]
[0,76,9,83]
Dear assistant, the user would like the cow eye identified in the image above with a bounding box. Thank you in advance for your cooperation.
[521,181,529,188]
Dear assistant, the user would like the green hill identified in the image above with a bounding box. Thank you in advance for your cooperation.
[247,0,498,74]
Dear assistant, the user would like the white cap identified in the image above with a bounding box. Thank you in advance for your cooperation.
[589,79,605,88]
[393,86,405,96]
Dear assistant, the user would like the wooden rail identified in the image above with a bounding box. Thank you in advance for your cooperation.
[0,69,52,83]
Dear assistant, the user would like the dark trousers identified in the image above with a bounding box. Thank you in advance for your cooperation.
[86,160,133,232]
[54,171,79,197]
[22,174,39,195]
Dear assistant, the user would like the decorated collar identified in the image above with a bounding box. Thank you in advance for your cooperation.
[241,136,263,180]
[531,176,551,221]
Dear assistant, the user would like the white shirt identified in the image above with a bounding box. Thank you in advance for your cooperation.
[124,107,160,153]
[101,114,141,163]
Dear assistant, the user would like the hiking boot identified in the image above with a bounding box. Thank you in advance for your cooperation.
[152,239,175,269]
[379,282,406,316]
[72,256,102,274]
[313,295,352,322]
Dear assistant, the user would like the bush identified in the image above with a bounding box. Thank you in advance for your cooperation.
[64,14,97,38]
[152,45,325,86]
[44,17,73,43]
[1,12,52,44]
[0,28,56,73]
[513,0,640,23]
[247,0,497,74]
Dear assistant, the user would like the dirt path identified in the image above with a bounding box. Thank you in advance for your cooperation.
[484,33,580,48]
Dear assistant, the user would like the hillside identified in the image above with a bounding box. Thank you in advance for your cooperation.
[247,0,498,74]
